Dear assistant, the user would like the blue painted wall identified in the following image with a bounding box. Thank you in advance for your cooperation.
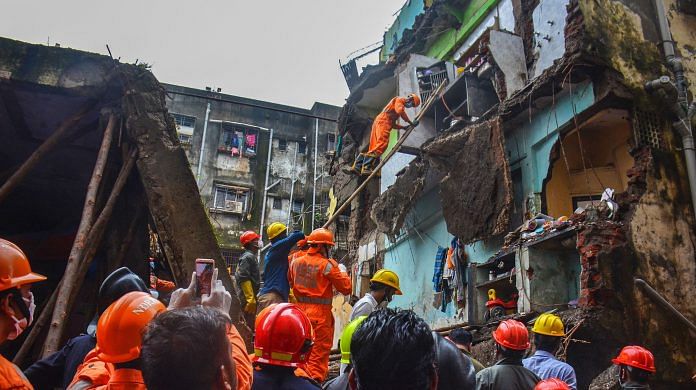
[383,187,459,326]
[381,0,427,61]
[505,81,595,197]
[379,82,595,326]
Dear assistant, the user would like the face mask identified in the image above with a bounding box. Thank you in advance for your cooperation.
[23,292,36,326]
[7,315,28,340]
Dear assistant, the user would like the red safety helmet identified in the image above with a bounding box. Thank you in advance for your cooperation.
[307,228,335,246]
[240,231,260,247]
[492,319,530,351]
[612,345,656,373]
[535,378,571,390]
[0,238,47,292]
[254,303,314,368]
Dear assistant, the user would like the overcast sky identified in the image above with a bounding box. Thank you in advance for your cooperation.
[0,0,406,108]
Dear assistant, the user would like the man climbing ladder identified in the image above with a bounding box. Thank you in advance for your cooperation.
[347,93,421,175]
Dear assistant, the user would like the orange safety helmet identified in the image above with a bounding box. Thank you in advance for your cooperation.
[612,345,656,373]
[535,378,571,390]
[95,291,166,363]
[254,303,314,368]
[408,93,421,107]
[306,228,335,246]
[0,238,47,292]
[492,319,530,351]
[240,231,261,247]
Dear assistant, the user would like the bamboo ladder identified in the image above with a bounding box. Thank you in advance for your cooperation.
[322,80,448,229]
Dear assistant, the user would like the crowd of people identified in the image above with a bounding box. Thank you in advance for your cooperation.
[0,227,659,389]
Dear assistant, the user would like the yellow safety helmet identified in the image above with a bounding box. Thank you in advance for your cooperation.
[370,269,402,295]
[340,316,367,364]
[267,222,287,240]
[532,313,565,337]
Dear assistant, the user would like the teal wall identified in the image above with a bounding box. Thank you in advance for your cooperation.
[383,187,458,326]
[505,81,595,197]
[380,81,595,325]
[381,0,427,61]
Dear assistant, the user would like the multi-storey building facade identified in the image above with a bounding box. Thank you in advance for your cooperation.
[164,84,340,268]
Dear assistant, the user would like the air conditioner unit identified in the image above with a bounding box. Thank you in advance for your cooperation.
[224,200,244,214]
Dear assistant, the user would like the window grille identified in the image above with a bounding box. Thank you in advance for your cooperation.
[633,110,666,150]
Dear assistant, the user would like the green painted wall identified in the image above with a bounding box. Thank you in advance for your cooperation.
[426,0,501,60]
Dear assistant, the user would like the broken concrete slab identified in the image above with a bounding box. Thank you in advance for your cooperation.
[370,157,428,240]
[489,30,527,96]
[423,119,512,244]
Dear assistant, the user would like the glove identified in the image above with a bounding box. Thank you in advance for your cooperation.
[168,272,198,310]
[240,280,257,314]
[201,268,232,318]
[338,263,347,274]
[244,300,257,315]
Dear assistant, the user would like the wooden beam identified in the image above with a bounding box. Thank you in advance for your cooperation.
[0,104,95,204]
[13,114,115,364]
[42,147,136,356]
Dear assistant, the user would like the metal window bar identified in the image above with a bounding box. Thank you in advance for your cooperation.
[633,110,666,150]
[419,70,448,105]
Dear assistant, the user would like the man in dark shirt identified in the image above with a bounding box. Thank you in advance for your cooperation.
[235,230,261,330]
[257,222,304,313]
[476,319,540,390]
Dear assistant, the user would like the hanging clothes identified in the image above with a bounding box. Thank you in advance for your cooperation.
[432,246,447,293]
[246,133,257,154]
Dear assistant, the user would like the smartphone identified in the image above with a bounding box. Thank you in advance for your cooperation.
[195,258,215,297]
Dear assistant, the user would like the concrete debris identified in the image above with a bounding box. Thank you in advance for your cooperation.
[370,157,428,240]
[423,119,512,244]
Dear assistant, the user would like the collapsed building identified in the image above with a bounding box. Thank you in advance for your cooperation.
[0,37,250,364]
[331,0,696,388]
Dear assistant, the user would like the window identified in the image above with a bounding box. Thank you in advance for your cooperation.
[272,197,282,210]
[178,133,192,145]
[172,113,195,144]
[219,123,258,157]
[278,139,287,151]
[298,141,307,154]
[327,133,336,152]
[172,113,196,128]
[212,185,249,214]
[292,200,303,214]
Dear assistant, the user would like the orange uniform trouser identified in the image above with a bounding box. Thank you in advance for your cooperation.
[366,114,393,157]
[296,302,334,382]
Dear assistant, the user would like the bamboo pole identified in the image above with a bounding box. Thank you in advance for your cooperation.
[323,81,448,229]
[13,115,115,364]
[0,104,95,204]
[43,148,137,356]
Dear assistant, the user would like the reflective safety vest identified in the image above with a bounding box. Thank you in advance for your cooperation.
[289,252,351,302]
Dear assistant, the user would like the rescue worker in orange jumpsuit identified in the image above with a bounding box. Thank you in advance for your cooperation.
[92,291,166,389]
[349,93,421,175]
[0,238,47,390]
[289,228,352,382]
